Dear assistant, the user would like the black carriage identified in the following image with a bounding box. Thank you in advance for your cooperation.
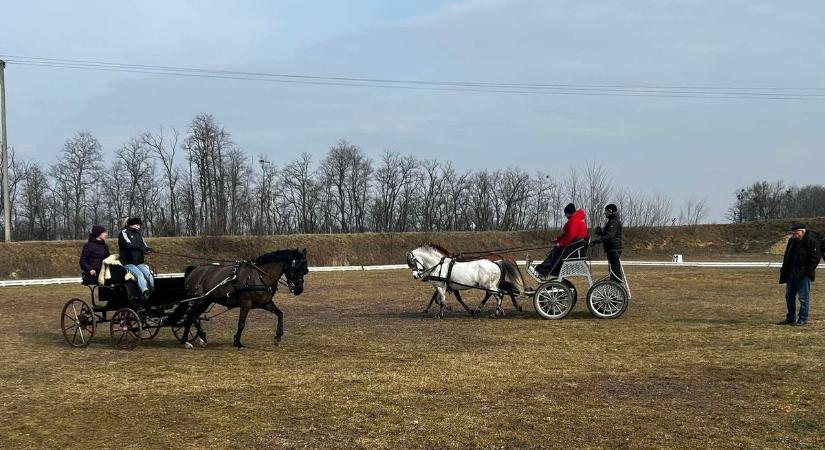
[60,268,204,350]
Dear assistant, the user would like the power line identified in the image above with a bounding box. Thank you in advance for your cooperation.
[3,54,825,101]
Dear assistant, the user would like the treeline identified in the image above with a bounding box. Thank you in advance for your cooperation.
[728,181,825,223]
[2,114,696,241]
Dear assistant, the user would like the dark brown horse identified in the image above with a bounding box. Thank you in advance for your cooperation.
[180,249,308,349]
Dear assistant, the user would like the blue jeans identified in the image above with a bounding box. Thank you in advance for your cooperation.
[785,276,811,322]
[125,264,154,293]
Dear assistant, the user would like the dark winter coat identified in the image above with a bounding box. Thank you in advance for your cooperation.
[118,227,151,265]
[595,214,623,252]
[780,230,821,284]
[79,237,110,274]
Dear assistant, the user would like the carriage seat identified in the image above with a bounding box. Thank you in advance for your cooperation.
[560,237,591,262]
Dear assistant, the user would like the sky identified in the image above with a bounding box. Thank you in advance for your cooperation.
[1,0,824,221]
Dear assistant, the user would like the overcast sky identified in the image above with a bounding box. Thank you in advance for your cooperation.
[2,0,824,221]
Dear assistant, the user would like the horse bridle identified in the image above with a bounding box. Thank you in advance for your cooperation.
[406,251,443,281]
[244,260,299,294]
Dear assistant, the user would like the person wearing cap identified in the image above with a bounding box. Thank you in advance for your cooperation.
[534,203,588,278]
[79,225,110,282]
[778,223,821,326]
[118,217,154,298]
[592,204,624,283]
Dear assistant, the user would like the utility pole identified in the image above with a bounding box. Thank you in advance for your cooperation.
[0,60,11,242]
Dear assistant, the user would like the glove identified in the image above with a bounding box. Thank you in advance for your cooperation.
[145,247,154,254]
[595,226,603,235]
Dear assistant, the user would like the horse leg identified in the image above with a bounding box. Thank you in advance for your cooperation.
[263,301,284,346]
[476,292,492,315]
[193,314,208,347]
[452,291,474,316]
[490,294,505,319]
[234,300,252,350]
[423,291,438,314]
[180,302,207,349]
[434,287,447,319]
[509,292,523,312]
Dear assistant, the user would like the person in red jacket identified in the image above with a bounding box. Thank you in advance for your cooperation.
[535,203,588,278]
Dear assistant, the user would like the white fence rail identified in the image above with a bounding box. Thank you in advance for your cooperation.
[1,260,818,288]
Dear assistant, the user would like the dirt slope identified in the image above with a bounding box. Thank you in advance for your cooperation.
[1,217,823,280]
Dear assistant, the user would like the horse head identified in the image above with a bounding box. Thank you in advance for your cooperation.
[283,248,308,295]
[407,243,448,280]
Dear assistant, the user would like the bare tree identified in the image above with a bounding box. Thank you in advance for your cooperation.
[50,132,103,238]
[142,127,180,235]
[679,197,710,229]
[581,162,612,228]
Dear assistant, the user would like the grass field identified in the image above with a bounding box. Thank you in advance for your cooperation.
[1,266,824,449]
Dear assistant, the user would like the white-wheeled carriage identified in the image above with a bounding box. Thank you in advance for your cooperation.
[525,237,631,320]
[407,239,631,320]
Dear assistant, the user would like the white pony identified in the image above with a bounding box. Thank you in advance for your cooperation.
[406,243,525,318]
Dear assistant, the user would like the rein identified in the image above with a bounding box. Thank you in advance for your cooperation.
[152,250,237,264]
[246,261,291,291]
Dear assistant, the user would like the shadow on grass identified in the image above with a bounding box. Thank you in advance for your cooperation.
[357,308,598,321]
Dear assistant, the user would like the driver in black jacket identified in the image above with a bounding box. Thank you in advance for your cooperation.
[592,204,625,283]
[118,217,154,298]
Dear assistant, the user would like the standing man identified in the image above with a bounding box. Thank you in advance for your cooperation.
[118,217,154,299]
[592,204,624,282]
[778,223,820,326]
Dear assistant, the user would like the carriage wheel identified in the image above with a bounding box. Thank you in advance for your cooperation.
[61,298,96,347]
[562,279,577,308]
[140,316,162,340]
[586,280,629,319]
[171,318,201,344]
[110,308,142,350]
[533,281,574,320]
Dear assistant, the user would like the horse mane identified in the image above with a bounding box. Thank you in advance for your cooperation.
[254,249,303,265]
[423,242,450,256]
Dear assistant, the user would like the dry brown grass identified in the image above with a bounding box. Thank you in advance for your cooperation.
[1,266,824,449]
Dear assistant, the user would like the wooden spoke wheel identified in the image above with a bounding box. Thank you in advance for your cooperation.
[171,318,201,344]
[140,316,162,340]
[110,308,142,350]
[533,281,574,320]
[61,298,96,348]
[586,280,629,319]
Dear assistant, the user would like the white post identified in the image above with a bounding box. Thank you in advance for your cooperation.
[0,59,11,242]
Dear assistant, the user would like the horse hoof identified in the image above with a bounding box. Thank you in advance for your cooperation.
[196,337,207,348]
[422,309,429,314]
[236,345,245,351]
[518,307,524,312]
[184,342,194,350]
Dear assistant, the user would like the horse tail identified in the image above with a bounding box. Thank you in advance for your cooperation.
[500,258,525,295]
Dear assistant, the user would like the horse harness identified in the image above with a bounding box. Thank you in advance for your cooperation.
[231,260,290,296]
[407,252,507,294]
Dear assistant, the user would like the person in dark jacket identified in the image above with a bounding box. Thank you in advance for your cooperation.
[778,223,821,326]
[592,203,625,282]
[79,225,110,282]
[118,217,154,297]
